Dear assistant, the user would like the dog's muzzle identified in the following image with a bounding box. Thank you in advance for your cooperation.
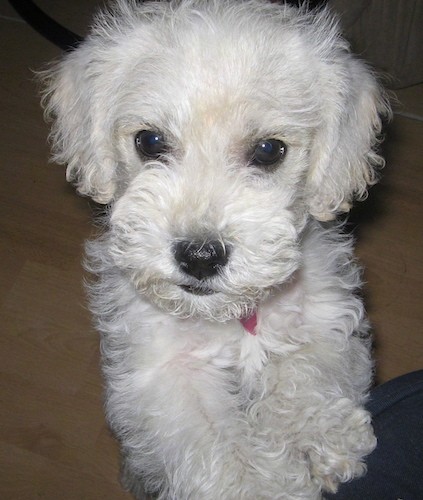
[173,240,229,294]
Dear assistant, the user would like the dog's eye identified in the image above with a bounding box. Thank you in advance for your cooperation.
[135,130,167,158]
[251,139,287,167]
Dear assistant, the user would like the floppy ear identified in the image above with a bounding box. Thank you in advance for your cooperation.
[306,55,391,221]
[40,46,117,204]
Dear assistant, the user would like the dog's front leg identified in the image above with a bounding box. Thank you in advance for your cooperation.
[108,336,258,500]
[254,346,376,497]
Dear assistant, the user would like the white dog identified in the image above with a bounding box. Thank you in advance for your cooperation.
[41,1,391,498]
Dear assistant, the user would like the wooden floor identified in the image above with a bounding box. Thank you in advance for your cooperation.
[0,1,422,498]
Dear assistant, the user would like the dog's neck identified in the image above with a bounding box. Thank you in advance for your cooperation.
[240,312,257,335]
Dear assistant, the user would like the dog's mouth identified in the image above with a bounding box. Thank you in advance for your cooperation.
[179,284,216,296]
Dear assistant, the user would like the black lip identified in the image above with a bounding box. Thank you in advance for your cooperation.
[179,284,216,296]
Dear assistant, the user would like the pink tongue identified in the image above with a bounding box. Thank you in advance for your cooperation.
[240,312,257,335]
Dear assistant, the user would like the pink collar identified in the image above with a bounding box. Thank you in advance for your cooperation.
[240,312,258,335]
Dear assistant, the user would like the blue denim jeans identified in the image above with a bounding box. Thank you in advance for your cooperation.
[327,370,423,500]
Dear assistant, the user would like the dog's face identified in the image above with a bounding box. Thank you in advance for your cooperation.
[42,0,389,321]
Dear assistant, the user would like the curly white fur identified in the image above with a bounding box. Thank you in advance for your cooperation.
[41,1,391,498]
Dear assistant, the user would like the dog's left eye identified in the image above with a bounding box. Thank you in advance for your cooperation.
[135,130,167,158]
[251,139,287,167]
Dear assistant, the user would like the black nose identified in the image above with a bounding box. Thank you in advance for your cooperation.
[174,240,229,281]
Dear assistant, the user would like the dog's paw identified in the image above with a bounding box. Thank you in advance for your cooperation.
[306,399,376,494]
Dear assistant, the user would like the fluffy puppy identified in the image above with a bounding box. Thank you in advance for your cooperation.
[41,1,391,498]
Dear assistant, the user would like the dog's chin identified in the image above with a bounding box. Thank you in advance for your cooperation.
[139,281,261,323]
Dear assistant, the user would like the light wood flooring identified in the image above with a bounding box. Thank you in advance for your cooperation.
[0,1,422,498]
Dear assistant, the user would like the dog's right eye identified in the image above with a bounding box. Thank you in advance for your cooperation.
[251,139,287,168]
[135,130,167,158]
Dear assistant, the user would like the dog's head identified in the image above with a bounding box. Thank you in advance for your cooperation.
[41,0,390,321]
